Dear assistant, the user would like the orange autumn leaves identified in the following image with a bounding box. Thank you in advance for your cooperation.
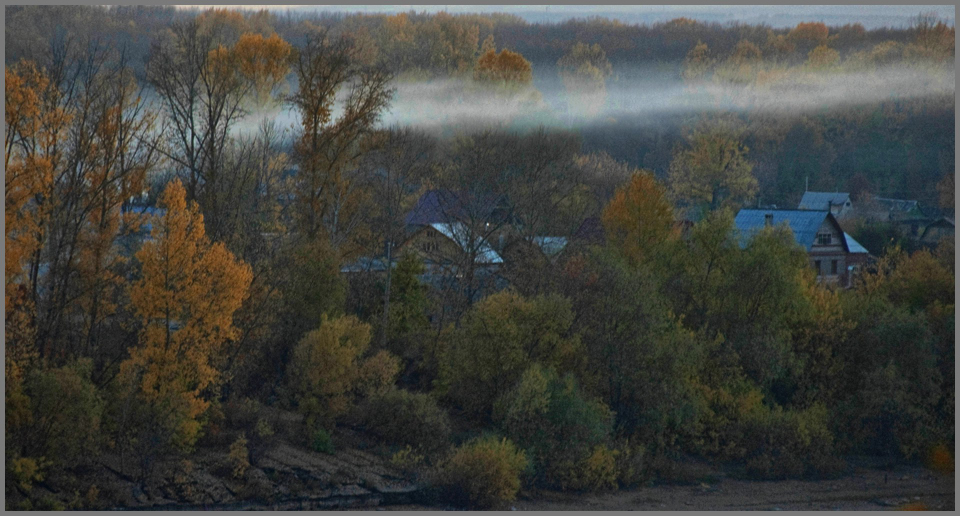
[122,180,252,449]
[601,171,676,265]
[4,63,62,310]
[473,49,533,85]
[207,32,292,104]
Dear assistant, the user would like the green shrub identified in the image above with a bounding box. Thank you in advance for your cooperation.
[494,364,615,490]
[22,360,103,470]
[573,445,619,492]
[439,292,583,420]
[438,436,528,509]
[311,429,335,455]
[351,388,451,454]
[8,456,46,491]
[229,435,250,479]
[613,440,648,487]
[391,445,425,469]
[741,403,844,480]
[287,315,401,429]
[834,363,941,459]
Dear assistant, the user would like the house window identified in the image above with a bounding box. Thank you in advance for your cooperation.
[817,233,832,245]
[814,260,821,275]
[831,260,838,275]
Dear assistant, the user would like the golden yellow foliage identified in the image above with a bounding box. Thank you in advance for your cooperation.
[601,171,675,265]
[474,48,533,84]
[805,45,840,70]
[667,123,757,211]
[228,434,250,478]
[287,314,399,428]
[441,436,528,509]
[122,179,252,449]
[4,63,60,309]
[682,41,714,83]
[787,22,829,45]
[233,32,292,103]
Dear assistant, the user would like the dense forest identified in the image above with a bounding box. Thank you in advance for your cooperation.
[4,5,955,510]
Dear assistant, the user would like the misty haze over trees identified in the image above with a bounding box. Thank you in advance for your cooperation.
[5,5,955,510]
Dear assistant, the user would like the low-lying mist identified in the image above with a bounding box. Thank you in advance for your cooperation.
[234,64,955,136]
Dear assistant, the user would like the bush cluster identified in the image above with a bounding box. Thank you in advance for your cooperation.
[438,436,528,509]
[350,388,452,454]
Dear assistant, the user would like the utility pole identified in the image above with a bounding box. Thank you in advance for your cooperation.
[381,239,392,349]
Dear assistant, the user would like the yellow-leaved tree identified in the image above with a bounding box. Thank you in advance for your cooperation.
[120,179,252,451]
[601,171,676,266]
[667,121,757,211]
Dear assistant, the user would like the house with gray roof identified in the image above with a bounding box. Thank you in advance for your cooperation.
[735,209,871,288]
[797,192,854,219]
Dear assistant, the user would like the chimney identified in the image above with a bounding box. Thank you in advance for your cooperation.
[765,213,774,226]
[827,200,833,213]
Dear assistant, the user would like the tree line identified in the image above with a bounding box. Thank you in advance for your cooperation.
[5,6,955,510]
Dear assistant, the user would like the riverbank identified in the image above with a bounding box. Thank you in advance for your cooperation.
[374,461,954,511]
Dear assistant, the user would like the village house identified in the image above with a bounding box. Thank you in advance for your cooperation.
[797,191,854,219]
[735,209,871,288]
[398,189,506,268]
[397,221,504,268]
[919,217,955,246]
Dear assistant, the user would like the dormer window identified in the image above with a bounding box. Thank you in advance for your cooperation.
[817,233,832,245]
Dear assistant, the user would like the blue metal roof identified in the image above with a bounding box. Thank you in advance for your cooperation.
[735,209,830,251]
[798,192,850,211]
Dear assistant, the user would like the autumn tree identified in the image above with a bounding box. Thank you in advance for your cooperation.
[493,364,615,489]
[118,179,252,452]
[473,48,533,85]
[667,121,757,211]
[206,121,294,396]
[147,15,291,242]
[572,151,635,216]
[805,45,840,70]
[787,277,852,408]
[905,12,955,63]
[414,11,482,77]
[5,62,57,358]
[439,291,583,420]
[786,22,829,57]
[6,50,160,364]
[557,42,613,118]
[601,171,675,266]
[561,249,703,448]
[837,260,948,459]
[360,127,435,349]
[505,128,584,238]
[234,32,295,104]
[286,314,400,431]
[287,27,394,251]
[682,41,715,83]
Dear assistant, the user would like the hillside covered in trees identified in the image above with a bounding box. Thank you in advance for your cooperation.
[4,5,955,510]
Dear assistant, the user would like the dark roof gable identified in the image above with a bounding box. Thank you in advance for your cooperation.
[405,189,504,226]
